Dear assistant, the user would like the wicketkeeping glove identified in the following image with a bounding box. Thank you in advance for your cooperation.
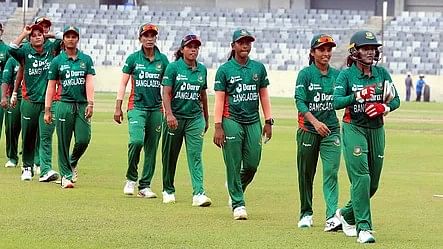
[355,85,375,103]
[365,103,390,118]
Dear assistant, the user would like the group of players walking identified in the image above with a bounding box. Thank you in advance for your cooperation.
[0,16,400,244]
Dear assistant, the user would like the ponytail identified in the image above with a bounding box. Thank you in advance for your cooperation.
[228,50,235,61]
[346,55,355,67]
[174,49,183,61]
[308,54,314,65]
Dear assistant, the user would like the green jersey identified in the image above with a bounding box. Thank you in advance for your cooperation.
[214,58,269,124]
[122,47,169,111]
[295,63,340,133]
[2,57,22,99]
[162,58,207,119]
[48,50,95,103]
[8,39,61,103]
[333,64,400,128]
[0,40,11,78]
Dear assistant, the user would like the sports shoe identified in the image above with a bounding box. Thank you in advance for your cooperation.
[61,177,74,188]
[297,215,313,228]
[21,167,33,181]
[5,160,17,168]
[162,191,176,204]
[233,206,248,220]
[33,164,41,176]
[192,193,212,207]
[39,170,59,182]
[71,167,78,183]
[324,215,342,232]
[357,230,375,243]
[336,209,357,237]
[137,188,157,198]
[123,180,136,195]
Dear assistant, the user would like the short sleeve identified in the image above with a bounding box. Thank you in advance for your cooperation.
[162,63,176,87]
[122,54,134,74]
[214,66,226,91]
[47,57,60,80]
[259,63,269,88]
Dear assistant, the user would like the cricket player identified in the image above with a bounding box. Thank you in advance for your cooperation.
[333,31,400,243]
[44,26,95,189]
[161,33,212,207]
[114,23,169,198]
[1,57,21,168]
[213,29,273,220]
[295,34,341,231]
[9,23,61,182]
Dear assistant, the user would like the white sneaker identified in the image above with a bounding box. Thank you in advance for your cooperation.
[5,160,17,168]
[33,164,41,176]
[233,206,248,220]
[39,170,59,182]
[336,209,357,237]
[297,215,313,228]
[71,167,78,183]
[162,191,176,204]
[21,167,33,181]
[137,188,157,198]
[357,230,376,243]
[123,180,136,195]
[61,177,74,188]
[324,215,342,232]
[192,193,212,207]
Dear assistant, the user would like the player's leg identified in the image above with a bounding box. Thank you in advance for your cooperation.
[222,118,245,209]
[240,121,262,193]
[70,103,91,169]
[38,102,57,178]
[296,129,320,223]
[20,100,40,177]
[319,132,341,220]
[139,110,162,194]
[5,100,21,166]
[161,118,184,196]
[341,123,372,234]
[126,109,145,185]
[55,102,75,180]
[183,116,206,195]
[367,127,385,198]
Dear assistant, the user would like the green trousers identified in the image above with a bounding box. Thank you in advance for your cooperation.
[341,122,385,233]
[126,109,162,190]
[296,129,341,220]
[55,102,91,180]
[162,115,206,196]
[5,99,21,164]
[222,118,262,210]
[20,100,42,170]
[38,102,56,175]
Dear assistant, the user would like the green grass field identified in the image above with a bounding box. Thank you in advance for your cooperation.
[0,93,442,249]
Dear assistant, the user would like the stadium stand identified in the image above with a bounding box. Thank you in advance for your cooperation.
[384,11,443,75]
[35,3,373,70]
[0,2,17,25]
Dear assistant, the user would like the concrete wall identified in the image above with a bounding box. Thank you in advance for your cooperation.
[95,66,443,102]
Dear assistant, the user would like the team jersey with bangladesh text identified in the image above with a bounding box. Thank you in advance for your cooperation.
[333,64,400,129]
[214,58,269,124]
[295,63,340,133]
[122,47,169,111]
[48,50,95,103]
[8,39,61,103]
[2,57,22,99]
[162,58,207,119]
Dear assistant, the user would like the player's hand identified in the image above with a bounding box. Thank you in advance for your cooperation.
[44,110,52,124]
[365,103,390,118]
[0,97,8,109]
[113,108,123,124]
[262,123,272,143]
[356,85,375,102]
[85,105,93,119]
[10,92,17,108]
[23,25,32,35]
[166,113,178,130]
[213,123,225,148]
[313,120,331,137]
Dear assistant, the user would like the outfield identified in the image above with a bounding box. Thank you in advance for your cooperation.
[0,93,442,249]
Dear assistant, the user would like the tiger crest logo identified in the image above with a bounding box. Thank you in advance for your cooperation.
[156,63,162,71]
[252,73,259,82]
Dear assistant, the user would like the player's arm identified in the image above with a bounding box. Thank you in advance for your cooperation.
[200,68,209,132]
[10,63,23,108]
[114,73,130,124]
[44,79,57,124]
[213,68,226,148]
[333,71,355,110]
[1,59,13,108]
[161,64,178,130]
[85,74,95,119]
